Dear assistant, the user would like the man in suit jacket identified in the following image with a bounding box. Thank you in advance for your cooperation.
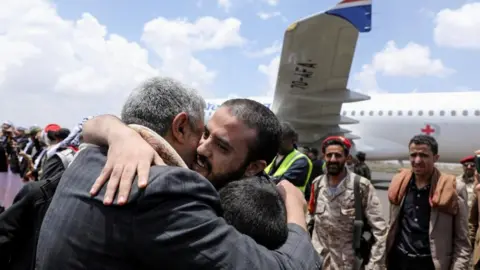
[36,77,322,270]
[386,135,470,270]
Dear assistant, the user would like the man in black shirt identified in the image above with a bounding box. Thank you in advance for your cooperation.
[386,135,470,270]
[393,175,434,269]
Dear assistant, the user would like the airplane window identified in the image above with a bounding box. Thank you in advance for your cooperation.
[418,110,423,116]
[428,110,434,116]
[440,110,445,116]
[342,111,347,116]
[351,111,356,116]
[475,110,480,116]
[388,110,393,116]
[369,111,374,116]
[462,110,468,116]
[398,111,403,116]
[408,110,413,116]
[451,110,456,116]
[378,111,383,116]
[360,111,364,116]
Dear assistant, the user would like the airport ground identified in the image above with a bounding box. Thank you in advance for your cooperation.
[0,162,465,222]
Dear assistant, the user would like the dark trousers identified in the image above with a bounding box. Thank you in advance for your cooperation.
[388,248,435,270]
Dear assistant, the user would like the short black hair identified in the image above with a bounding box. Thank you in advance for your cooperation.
[308,148,319,157]
[221,99,281,164]
[356,151,366,161]
[409,134,438,155]
[46,130,57,142]
[55,128,71,141]
[280,122,297,140]
[219,176,288,250]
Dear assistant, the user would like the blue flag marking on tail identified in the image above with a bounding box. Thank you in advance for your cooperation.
[326,0,372,33]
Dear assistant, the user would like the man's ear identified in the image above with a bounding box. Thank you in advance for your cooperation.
[171,112,189,143]
[244,160,267,177]
[433,154,440,163]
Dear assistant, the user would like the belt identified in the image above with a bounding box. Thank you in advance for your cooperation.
[396,246,432,259]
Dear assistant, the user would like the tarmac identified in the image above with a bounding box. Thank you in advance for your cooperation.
[370,172,394,222]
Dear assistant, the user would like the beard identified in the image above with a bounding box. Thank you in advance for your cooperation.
[326,162,345,176]
[210,168,248,190]
[196,154,250,190]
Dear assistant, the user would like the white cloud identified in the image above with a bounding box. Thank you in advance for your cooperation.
[217,0,232,12]
[434,2,480,49]
[245,41,282,57]
[258,55,280,96]
[353,64,384,94]
[142,16,246,88]
[0,0,246,127]
[257,11,281,20]
[353,41,454,93]
[372,41,454,77]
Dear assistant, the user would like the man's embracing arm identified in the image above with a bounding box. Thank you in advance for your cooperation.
[82,115,131,147]
[134,166,322,269]
[83,114,164,205]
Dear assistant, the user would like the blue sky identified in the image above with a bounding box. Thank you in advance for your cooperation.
[1,0,478,126]
[51,0,478,97]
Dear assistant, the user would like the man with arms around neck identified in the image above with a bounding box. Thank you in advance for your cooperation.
[37,77,321,270]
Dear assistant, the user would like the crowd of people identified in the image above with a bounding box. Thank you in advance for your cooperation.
[0,76,479,270]
[0,120,87,184]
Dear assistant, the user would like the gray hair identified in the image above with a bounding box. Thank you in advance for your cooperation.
[121,77,206,136]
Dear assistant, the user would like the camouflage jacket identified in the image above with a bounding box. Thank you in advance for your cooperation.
[309,171,387,270]
[456,174,475,209]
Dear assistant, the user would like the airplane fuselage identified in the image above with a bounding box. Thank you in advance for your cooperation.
[204,92,480,163]
[341,92,480,163]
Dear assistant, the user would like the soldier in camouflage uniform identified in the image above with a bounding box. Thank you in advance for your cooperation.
[354,151,372,180]
[456,155,475,209]
[307,136,387,270]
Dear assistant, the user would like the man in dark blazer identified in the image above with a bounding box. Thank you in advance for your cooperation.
[36,77,321,270]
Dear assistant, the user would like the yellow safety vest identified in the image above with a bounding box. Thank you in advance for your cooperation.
[265,149,313,192]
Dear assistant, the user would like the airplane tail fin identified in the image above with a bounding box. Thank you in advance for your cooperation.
[326,0,372,32]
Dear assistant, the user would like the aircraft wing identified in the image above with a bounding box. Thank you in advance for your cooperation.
[272,0,372,147]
